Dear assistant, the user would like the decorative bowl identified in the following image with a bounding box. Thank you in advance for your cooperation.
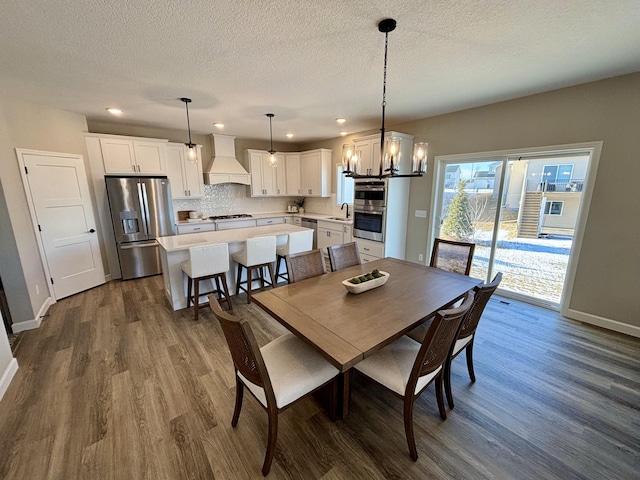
[342,271,389,294]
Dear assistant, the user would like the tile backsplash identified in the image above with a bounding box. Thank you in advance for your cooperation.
[172,184,351,218]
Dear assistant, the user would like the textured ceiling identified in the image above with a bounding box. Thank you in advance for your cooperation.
[1,0,639,142]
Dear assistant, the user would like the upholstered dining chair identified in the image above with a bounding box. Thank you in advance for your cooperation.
[209,296,339,476]
[285,249,326,283]
[354,292,474,460]
[275,229,314,283]
[430,238,476,276]
[327,242,361,272]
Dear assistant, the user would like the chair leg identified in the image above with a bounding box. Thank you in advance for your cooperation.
[219,273,233,311]
[267,262,276,288]
[444,357,454,409]
[193,278,200,321]
[231,376,244,427]
[275,255,282,283]
[235,262,243,296]
[246,266,254,303]
[262,408,278,476]
[435,373,447,420]
[466,340,476,383]
[186,276,193,308]
[404,395,418,461]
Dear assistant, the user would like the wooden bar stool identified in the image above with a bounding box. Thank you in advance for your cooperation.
[232,236,276,303]
[275,229,314,283]
[182,243,232,321]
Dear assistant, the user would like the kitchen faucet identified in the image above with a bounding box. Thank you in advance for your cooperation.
[341,202,350,219]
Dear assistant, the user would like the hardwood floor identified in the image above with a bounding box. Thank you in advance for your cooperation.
[1,275,638,479]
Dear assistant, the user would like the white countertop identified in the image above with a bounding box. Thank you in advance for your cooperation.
[175,211,353,226]
[158,224,311,252]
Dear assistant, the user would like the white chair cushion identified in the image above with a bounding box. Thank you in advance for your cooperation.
[181,243,230,279]
[232,236,276,267]
[452,334,473,356]
[237,333,338,409]
[276,230,313,257]
[355,335,441,396]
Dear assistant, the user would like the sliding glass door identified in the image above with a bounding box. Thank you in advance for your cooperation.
[432,149,592,308]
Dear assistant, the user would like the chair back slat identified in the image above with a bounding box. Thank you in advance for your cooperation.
[327,242,361,271]
[414,291,475,378]
[285,249,326,283]
[430,238,475,275]
[209,295,267,387]
[459,272,502,339]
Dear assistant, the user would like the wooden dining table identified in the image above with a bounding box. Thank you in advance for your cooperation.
[252,257,482,418]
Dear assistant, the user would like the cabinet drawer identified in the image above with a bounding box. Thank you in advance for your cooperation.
[292,217,302,226]
[176,223,216,234]
[360,253,381,263]
[256,217,284,226]
[356,239,385,258]
[317,220,342,231]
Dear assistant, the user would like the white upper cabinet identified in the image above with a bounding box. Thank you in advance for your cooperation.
[285,153,301,195]
[247,150,278,196]
[98,136,167,175]
[300,149,331,197]
[166,143,204,199]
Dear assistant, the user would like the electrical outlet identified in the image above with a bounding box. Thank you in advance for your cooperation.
[36,284,40,295]
[418,253,424,262]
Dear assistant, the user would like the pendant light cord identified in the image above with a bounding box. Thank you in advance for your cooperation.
[185,101,193,145]
[379,29,389,175]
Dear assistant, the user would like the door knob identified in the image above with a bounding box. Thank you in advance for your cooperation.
[89,229,96,233]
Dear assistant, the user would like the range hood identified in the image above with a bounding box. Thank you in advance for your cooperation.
[204,134,251,185]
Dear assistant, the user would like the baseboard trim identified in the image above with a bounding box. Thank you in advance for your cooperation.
[11,296,52,333]
[0,358,19,402]
[105,273,112,282]
[565,308,640,338]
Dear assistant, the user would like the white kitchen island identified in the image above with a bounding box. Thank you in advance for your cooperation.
[156,224,312,310]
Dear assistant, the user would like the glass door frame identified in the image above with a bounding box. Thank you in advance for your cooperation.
[429,142,602,313]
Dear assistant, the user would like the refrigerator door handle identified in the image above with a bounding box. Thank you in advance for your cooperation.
[120,240,158,249]
[137,181,151,237]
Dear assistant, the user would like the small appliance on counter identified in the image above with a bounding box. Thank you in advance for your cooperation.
[106,176,175,280]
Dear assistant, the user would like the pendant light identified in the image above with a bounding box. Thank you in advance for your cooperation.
[180,97,198,164]
[266,113,277,167]
[344,19,425,178]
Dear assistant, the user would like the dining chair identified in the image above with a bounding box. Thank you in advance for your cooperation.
[354,291,475,461]
[430,238,476,276]
[209,295,339,476]
[327,242,361,272]
[181,243,232,321]
[285,249,326,283]
[275,229,314,283]
[232,235,277,303]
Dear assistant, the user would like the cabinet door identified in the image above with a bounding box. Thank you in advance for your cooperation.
[166,144,187,198]
[183,146,204,197]
[100,138,136,174]
[354,140,372,176]
[318,227,343,253]
[133,141,166,174]
[342,224,352,243]
[300,152,321,196]
[274,154,287,196]
[285,154,301,195]
[249,152,266,196]
[261,156,278,196]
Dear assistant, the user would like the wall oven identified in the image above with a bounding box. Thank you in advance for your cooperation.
[353,181,386,242]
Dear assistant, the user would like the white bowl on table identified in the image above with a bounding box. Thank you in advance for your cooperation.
[342,271,389,294]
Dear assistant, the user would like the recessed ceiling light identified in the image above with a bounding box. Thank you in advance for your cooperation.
[107,108,122,115]
[340,131,348,136]
[213,123,224,128]
[285,133,294,138]
[336,118,346,124]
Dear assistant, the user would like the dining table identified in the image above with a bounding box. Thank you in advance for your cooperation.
[252,257,482,419]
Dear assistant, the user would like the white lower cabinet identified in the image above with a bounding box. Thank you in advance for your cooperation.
[292,217,302,226]
[256,217,285,226]
[176,223,216,235]
[354,238,385,262]
[318,220,352,255]
[215,219,257,230]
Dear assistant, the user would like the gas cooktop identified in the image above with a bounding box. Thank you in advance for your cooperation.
[208,214,253,220]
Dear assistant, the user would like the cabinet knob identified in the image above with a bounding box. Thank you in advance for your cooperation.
[89,228,96,233]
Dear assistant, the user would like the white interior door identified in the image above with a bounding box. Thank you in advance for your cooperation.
[18,150,105,300]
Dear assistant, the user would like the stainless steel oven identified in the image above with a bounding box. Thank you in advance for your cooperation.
[353,181,387,242]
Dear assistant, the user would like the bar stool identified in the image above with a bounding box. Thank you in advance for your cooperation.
[182,243,232,321]
[232,236,277,303]
[275,229,314,283]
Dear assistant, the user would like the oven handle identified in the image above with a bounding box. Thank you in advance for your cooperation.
[354,209,385,215]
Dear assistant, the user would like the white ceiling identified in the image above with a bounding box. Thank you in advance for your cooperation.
[1,0,639,143]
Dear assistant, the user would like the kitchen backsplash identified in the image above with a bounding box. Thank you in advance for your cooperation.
[173,184,350,218]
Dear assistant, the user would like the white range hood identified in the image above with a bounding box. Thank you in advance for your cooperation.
[204,134,251,185]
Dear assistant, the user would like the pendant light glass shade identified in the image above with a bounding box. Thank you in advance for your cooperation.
[412,142,428,173]
[382,136,401,174]
[266,113,277,167]
[342,143,355,173]
[180,97,198,164]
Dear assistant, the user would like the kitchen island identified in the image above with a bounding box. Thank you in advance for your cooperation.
[157,224,312,310]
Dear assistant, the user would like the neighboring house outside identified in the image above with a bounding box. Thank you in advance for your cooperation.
[444,164,461,189]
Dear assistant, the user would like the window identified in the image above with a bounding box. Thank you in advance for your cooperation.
[544,201,564,215]
[336,166,354,204]
[543,164,573,183]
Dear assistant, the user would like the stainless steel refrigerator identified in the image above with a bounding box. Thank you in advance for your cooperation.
[106,176,175,280]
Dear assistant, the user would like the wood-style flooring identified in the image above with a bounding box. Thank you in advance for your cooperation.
[1,275,638,479]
